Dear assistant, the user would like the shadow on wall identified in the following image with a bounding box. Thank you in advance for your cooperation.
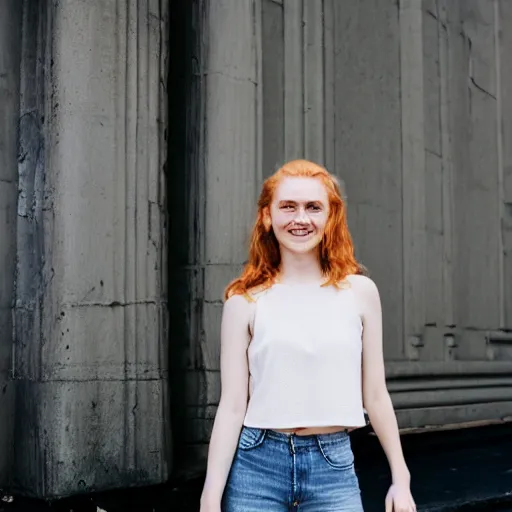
[167,0,198,477]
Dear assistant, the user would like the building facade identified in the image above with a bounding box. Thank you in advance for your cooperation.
[0,0,511,499]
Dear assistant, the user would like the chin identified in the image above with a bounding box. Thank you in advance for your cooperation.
[281,239,321,254]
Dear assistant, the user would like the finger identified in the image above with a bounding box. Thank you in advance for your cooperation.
[385,495,393,512]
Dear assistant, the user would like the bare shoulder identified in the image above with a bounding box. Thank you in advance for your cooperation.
[224,283,271,321]
[345,274,379,297]
[223,293,253,318]
[345,274,381,317]
[222,294,253,346]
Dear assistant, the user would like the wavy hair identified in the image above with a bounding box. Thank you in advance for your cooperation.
[225,159,365,299]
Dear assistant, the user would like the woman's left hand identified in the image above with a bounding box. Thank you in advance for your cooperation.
[385,483,416,512]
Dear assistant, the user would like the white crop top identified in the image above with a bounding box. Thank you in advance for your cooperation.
[243,282,366,429]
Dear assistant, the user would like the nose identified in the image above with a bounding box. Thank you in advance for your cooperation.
[294,207,309,224]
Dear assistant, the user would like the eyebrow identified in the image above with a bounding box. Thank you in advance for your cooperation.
[278,199,324,205]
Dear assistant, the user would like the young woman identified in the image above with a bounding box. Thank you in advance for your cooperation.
[200,160,416,512]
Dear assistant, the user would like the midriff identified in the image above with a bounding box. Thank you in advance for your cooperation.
[272,426,355,436]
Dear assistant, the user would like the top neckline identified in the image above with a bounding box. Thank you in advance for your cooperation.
[273,281,327,288]
[271,279,353,291]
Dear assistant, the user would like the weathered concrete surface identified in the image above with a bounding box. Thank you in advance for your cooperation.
[0,0,22,487]
[333,0,404,360]
[500,0,512,330]
[169,0,512,475]
[1,0,511,491]
[168,0,260,472]
[13,0,171,498]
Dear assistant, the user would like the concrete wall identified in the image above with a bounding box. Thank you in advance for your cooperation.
[170,0,512,474]
[1,0,511,494]
[11,0,171,498]
[168,0,261,471]
[0,0,22,488]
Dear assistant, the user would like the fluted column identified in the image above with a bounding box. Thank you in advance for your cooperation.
[14,0,170,497]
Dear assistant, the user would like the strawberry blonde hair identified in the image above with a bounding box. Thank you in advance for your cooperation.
[225,159,364,299]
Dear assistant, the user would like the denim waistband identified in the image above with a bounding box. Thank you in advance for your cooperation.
[243,426,349,447]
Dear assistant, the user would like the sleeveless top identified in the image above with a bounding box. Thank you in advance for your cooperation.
[243,282,366,428]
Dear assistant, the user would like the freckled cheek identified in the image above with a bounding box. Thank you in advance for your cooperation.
[272,214,294,231]
[308,216,324,229]
[314,216,328,233]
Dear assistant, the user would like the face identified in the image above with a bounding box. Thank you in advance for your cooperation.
[267,177,329,255]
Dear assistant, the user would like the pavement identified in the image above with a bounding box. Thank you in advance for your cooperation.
[1,423,511,511]
[352,423,512,511]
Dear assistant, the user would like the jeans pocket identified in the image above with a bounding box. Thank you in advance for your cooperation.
[316,437,354,470]
[238,427,266,451]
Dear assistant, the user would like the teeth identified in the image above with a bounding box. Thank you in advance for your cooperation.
[290,229,309,236]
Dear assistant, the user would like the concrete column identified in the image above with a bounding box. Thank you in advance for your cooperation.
[168,0,260,471]
[399,0,427,359]
[14,0,170,497]
[0,0,22,487]
[501,0,512,328]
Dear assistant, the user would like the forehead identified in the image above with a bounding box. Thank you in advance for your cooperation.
[273,177,328,203]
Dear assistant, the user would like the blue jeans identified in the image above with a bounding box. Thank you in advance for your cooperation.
[222,427,364,511]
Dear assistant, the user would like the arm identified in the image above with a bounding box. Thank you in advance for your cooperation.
[357,276,410,487]
[200,294,251,509]
[351,275,415,511]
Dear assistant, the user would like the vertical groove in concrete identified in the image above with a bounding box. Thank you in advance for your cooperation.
[399,0,427,354]
[15,0,47,382]
[303,0,324,164]
[438,0,455,330]
[124,0,138,471]
[323,0,335,173]
[445,2,470,334]
[13,0,170,498]
[254,0,264,193]
[423,0,444,338]
[261,0,285,177]
[494,0,505,329]
[283,0,304,160]
[157,0,171,470]
[0,0,22,487]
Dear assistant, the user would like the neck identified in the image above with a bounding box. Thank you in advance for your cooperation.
[278,247,324,284]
